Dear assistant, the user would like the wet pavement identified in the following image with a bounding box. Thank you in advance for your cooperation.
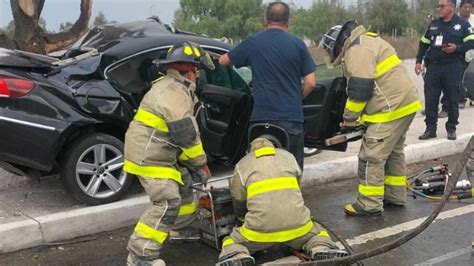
[0,154,472,266]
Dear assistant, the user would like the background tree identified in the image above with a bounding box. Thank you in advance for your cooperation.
[366,0,409,35]
[0,0,93,54]
[93,11,110,26]
[59,22,74,32]
[408,0,438,34]
[290,2,355,42]
[174,0,265,41]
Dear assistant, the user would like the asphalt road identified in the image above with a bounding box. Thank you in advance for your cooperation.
[0,154,472,266]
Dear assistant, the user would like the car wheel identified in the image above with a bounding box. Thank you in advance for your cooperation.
[304,147,321,157]
[60,133,133,205]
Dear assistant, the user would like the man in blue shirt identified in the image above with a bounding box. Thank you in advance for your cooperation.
[416,0,474,141]
[219,1,317,171]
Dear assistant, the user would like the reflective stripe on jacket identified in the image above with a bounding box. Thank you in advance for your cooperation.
[123,69,206,184]
[342,26,421,124]
[230,138,313,243]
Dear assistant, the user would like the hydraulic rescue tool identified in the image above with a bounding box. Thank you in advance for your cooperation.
[325,126,365,146]
[169,175,236,250]
[407,164,473,201]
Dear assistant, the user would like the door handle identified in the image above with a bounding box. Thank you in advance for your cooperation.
[206,103,221,113]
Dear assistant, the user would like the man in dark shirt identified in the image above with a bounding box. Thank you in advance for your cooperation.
[416,0,474,141]
[219,1,317,170]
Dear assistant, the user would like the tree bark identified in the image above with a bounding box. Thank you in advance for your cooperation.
[45,0,93,53]
[1,0,93,54]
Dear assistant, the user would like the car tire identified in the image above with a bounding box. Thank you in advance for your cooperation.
[304,147,321,157]
[60,133,133,205]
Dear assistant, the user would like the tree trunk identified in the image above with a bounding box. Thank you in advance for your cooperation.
[0,0,93,54]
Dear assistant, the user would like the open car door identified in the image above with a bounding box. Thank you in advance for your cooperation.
[303,76,348,151]
[196,61,253,165]
[463,60,474,100]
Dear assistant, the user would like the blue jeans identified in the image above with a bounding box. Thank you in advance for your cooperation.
[251,121,304,171]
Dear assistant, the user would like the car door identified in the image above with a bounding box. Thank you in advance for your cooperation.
[303,75,348,152]
[463,60,473,99]
[196,58,253,165]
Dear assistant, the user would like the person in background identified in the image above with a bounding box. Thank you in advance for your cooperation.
[416,0,474,141]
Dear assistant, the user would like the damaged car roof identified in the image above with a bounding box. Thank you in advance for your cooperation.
[71,18,231,68]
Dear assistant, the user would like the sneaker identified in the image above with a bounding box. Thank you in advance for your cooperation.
[438,110,448,118]
[127,254,166,266]
[310,245,349,261]
[344,203,382,217]
[216,253,255,266]
[447,131,457,140]
[418,131,437,140]
[459,102,466,109]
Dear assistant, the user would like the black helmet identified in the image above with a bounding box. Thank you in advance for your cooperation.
[158,41,215,70]
[248,123,289,151]
[320,20,359,63]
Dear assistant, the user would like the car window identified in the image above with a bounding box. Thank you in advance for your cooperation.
[204,57,251,93]
[107,49,167,94]
[233,66,252,86]
[315,64,343,78]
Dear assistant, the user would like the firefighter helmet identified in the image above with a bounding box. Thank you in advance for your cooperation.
[159,41,215,70]
[248,123,289,151]
[320,20,359,63]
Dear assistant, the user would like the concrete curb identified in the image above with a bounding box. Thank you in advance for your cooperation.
[1,133,472,254]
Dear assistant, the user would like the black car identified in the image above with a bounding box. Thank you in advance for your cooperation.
[0,19,348,205]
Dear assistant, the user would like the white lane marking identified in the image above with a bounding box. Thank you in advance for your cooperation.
[263,204,474,265]
[342,204,474,247]
[414,246,472,265]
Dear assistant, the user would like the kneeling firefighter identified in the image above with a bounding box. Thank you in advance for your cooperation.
[321,21,422,216]
[216,124,348,266]
[124,42,214,266]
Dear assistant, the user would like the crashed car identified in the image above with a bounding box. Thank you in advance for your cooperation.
[0,19,348,205]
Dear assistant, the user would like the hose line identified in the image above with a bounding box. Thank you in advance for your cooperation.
[298,136,473,266]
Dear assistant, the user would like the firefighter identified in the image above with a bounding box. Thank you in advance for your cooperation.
[320,21,421,216]
[124,42,214,266]
[216,124,347,266]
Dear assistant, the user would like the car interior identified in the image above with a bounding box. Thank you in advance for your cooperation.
[106,49,253,163]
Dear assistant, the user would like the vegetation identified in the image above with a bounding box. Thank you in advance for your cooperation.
[174,0,440,42]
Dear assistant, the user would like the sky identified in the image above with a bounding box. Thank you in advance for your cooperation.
[0,0,336,31]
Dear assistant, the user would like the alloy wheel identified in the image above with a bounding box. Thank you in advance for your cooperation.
[75,144,127,199]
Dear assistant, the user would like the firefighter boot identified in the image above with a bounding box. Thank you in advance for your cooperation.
[310,245,349,261]
[344,203,382,216]
[215,252,255,266]
[127,253,166,266]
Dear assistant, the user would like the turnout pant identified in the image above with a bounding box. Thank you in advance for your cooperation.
[356,114,415,212]
[218,221,337,260]
[424,61,463,133]
[127,168,196,259]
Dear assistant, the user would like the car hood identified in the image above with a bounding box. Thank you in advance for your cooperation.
[0,48,57,68]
